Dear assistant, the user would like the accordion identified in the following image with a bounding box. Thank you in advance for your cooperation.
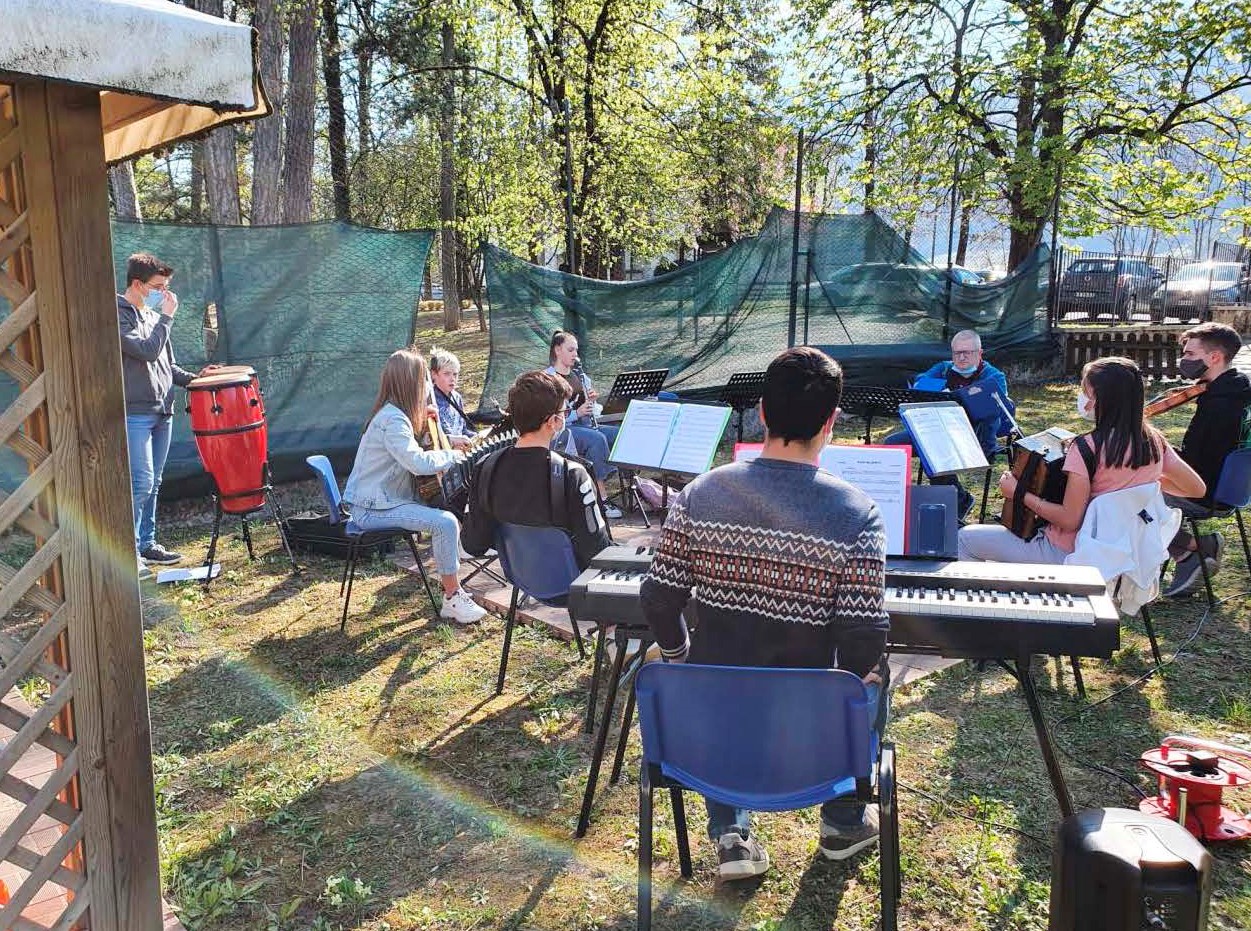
[416,423,519,514]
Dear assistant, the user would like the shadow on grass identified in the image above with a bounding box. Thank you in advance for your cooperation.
[150,655,289,756]
[163,761,519,930]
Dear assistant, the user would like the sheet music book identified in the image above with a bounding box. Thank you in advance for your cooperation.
[733,443,911,556]
[899,401,989,476]
[609,400,730,474]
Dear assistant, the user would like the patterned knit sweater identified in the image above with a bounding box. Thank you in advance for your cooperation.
[639,457,889,678]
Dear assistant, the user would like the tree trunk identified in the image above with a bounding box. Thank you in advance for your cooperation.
[252,0,284,224]
[190,140,205,220]
[356,0,374,157]
[189,0,241,224]
[108,162,141,220]
[955,203,972,266]
[322,0,350,220]
[438,20,460,332]
[203,127,241,224]
[282,0,318,223]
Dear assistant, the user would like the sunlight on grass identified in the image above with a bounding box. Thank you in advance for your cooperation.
[138,361,1251,931]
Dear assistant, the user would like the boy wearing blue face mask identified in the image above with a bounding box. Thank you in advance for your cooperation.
[118,252,198,578]
[884,330,1012,518]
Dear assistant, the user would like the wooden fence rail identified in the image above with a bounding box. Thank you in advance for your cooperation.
[1061,327,1184,378]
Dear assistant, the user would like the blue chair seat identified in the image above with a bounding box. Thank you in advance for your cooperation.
[634,663,899,930]
[305,455,439,631]
[1176,446,1251,605]
[494,522,587,695]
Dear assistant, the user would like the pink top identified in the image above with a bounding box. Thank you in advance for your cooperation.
[1044,435,1182,553]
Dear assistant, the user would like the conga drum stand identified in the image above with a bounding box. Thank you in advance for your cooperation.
[201,462,299,589]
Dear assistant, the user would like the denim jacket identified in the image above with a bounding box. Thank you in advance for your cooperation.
[343,403,461,511]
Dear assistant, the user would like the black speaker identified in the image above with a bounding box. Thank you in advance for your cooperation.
[1049,808,1211,931]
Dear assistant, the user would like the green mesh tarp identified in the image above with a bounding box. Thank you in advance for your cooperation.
[109,219,434,487]
[482,207,1051,403]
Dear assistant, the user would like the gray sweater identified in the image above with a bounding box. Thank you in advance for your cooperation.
[639,457,890,677]
[117,295,195,415]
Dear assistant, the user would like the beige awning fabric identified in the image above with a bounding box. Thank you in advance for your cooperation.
[1,0,268,162]
[99,83,269,164]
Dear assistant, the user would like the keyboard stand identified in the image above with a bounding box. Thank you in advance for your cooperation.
[999,654,1076,819]
[576,620,651,838]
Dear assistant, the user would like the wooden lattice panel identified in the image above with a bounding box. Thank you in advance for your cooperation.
[0,80,90,931]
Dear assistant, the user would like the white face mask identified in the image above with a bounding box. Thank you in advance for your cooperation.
[1077,391,1095,421]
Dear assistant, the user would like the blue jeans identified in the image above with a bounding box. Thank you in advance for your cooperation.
[126,412,173,553]
[346,502,462,577]
[704,681,888,839]
[569,423,620,481]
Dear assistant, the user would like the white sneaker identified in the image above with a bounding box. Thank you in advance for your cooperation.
[440,589,487,625]
[459,545,499,561]
[137,556,153,581]
[603,504,624,519]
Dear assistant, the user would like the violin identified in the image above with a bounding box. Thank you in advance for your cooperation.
[1145,382,1207,418]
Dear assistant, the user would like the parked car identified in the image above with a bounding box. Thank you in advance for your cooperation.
[1056,257,1163,321]
[1148,261,1251,319]
[813,263,991,318]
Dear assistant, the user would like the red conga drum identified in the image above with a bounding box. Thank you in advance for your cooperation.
[187,366,268,514]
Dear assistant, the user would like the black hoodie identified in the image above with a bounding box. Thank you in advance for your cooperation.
[1179,366,1251,506]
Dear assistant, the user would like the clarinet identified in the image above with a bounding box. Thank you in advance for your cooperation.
[570,360,598,428]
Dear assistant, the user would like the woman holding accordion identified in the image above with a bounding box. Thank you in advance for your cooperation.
[342,347,487,625]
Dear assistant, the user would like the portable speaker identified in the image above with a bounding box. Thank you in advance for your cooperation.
[1049,808,1211,931]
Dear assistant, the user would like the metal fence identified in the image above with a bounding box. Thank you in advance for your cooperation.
[1053,246,1251,327]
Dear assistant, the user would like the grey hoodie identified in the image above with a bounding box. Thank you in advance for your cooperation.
[116,295,195,415]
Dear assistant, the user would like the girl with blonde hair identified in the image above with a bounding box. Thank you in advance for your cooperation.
[342,348,487,624]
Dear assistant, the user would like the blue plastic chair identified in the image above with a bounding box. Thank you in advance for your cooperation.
[634,663,899,931]
[304,455,438,630]
[494,522,587,694]
[1185,446,1251,605]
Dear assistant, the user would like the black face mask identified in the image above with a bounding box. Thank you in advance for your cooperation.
[1178,357,1209,380]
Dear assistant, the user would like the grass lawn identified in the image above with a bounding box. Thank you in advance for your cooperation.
[143,316,1251,930]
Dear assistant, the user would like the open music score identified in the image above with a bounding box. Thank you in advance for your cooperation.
[609,400,730,474]
[734,442,911,556]
[899,401,989,476]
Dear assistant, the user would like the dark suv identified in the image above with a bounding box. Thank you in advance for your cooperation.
[1057,257,1164,321]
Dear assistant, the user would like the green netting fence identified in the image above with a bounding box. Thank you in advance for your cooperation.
[108,219,434,488]
[481,207,1052,404]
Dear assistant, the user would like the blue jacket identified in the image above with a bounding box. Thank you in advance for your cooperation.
[343,403,462,511]
[915,360,1013,439]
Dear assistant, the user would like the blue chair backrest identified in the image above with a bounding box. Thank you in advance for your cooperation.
[305,455,345,524]
[1214,447,1251,510]
[635,663,874,812]
[495,523,582,606]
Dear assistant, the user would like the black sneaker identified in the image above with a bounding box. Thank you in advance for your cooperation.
[716,831,769,881]
[140,543,183,565]
[1164,553,1203,598]
[819,805,880,861]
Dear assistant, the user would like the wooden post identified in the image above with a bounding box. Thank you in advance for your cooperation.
[11,78,162,931]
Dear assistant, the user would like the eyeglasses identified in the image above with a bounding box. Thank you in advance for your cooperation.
[952,349,979,358]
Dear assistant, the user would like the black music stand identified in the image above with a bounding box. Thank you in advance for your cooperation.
[839,385,949,444]
[718,371,766,443]
[600,368,670,416]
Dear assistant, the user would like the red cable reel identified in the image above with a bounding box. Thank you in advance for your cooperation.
[1139,736,1251,842]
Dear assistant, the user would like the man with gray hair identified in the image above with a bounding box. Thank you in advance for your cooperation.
[884,330,1012,518]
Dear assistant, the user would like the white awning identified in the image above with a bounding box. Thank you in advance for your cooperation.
[0,0,269,162]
